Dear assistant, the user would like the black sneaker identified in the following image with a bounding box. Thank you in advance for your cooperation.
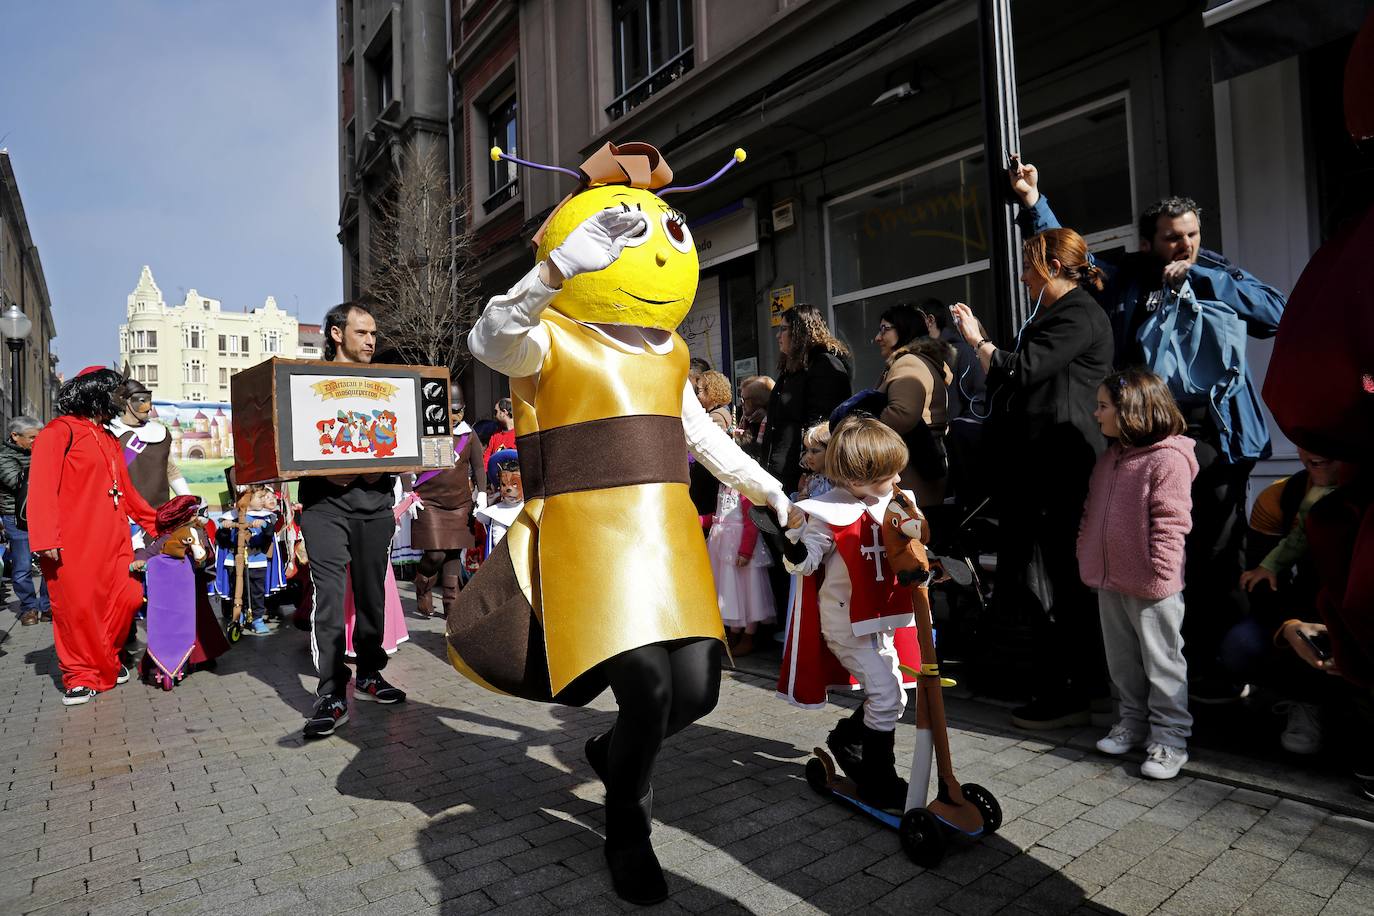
[116,665,130,685]
[62,686,98,706]
[303,696,349,739]
[354,673,405,704]
[1011,695,1091,730]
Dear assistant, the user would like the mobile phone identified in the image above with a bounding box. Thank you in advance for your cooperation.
[1296,629,1331,661]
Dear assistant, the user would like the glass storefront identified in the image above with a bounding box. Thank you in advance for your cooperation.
[826,95,1136,385]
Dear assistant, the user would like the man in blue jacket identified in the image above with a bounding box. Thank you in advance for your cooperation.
[1008,158,1286,714]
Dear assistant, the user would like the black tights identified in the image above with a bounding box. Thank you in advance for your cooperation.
[599,638,721,802]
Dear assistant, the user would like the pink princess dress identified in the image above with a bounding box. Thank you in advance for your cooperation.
[706,485,775,630]
[343,491,414,657]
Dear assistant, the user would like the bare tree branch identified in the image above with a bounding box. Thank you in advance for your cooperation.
[364,141,480,374]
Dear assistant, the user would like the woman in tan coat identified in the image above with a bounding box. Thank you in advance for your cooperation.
[873,304,954,506]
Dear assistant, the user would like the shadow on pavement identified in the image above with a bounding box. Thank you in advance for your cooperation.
[309,627,1094,913]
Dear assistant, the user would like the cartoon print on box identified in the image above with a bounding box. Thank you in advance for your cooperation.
[289,376,417,463]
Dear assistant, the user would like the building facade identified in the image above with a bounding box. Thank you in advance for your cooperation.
[119,265,302,402]
[0,150,59,423]
[336,0,451,302]
[431,0,1372,485]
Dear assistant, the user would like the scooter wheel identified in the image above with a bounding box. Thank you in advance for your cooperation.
[805,757,830,796]
[227,622,241,643]
[900,808,947,867]
[959,783,1002,834]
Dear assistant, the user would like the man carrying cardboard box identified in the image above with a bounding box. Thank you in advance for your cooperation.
[299,301,407,739]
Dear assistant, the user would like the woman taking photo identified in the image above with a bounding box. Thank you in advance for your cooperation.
[873,304,954,507]
[949,227,1113,731]
[762,304,852,495]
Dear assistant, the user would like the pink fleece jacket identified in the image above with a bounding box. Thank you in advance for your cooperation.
[1077,435,1199,600]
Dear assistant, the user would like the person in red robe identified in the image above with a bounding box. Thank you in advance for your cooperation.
[28,367,158,705]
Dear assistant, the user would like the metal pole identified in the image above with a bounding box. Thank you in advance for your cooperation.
[977,0,1024,343]
[7,339,23,419]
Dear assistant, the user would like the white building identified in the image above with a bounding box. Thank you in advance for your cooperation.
[119,266,309,401]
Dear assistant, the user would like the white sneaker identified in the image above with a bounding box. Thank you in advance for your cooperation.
[1276,701,1322,755]
[1096,723,1145,756]
[1140,743,1188,780]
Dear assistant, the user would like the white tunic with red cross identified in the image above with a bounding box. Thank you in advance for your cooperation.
[776,488,921,709]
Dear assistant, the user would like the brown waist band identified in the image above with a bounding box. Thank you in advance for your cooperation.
[516,414,689,500]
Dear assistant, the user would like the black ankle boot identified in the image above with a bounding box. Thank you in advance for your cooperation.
[857,724,909,812]
[585,731,611,787]
[826,707,865,778]
[604,789,668,905]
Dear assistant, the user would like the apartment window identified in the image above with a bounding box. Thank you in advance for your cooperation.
[219,367,229,386]
[132,329,158,352]
[371,47,394,117]
[609,0,694,120]
[188,391,205,402]
[217,334,249,356]
[184,360,204,384]
[145,365,158,385]
[262,330,282,354]
[183,325,204,349]
[484,93,519,213]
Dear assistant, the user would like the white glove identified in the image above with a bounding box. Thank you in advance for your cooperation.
[766,489,800,529]
[547,208,650,280]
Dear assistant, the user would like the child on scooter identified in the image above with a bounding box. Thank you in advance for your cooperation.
[778,416,920,810]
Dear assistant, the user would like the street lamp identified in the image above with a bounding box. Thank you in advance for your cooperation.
[0,302,33,420]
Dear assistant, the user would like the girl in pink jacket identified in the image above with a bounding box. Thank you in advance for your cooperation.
[1078,369,1198,780]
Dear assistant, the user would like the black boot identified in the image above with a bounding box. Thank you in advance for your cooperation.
[585,730,611,787]
[857,725,909,812]
[826,707,865,779]
[604,789,668,905]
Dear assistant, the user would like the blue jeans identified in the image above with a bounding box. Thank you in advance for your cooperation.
[3,514,50,614]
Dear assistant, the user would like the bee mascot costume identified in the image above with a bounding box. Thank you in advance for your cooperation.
[450,142,794,904]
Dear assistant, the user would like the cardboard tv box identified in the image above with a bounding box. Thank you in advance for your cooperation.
[230,358,455,484]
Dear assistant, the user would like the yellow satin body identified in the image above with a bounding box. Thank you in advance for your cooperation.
[503,309,724,695]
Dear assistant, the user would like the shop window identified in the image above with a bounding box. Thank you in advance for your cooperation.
[825,95,1135,385]
[608,0,693,120]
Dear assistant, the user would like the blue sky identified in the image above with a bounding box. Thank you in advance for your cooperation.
[0,1,341,374]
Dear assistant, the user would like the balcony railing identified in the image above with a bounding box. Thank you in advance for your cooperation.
[483,178,519,214]
[606,47,694,121]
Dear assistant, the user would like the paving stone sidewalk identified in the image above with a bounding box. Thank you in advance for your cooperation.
[2,598,1372,916]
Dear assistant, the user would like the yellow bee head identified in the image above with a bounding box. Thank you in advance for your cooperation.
[535,185,698,329]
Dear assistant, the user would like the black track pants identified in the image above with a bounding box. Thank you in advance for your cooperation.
[300,509,393,698]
